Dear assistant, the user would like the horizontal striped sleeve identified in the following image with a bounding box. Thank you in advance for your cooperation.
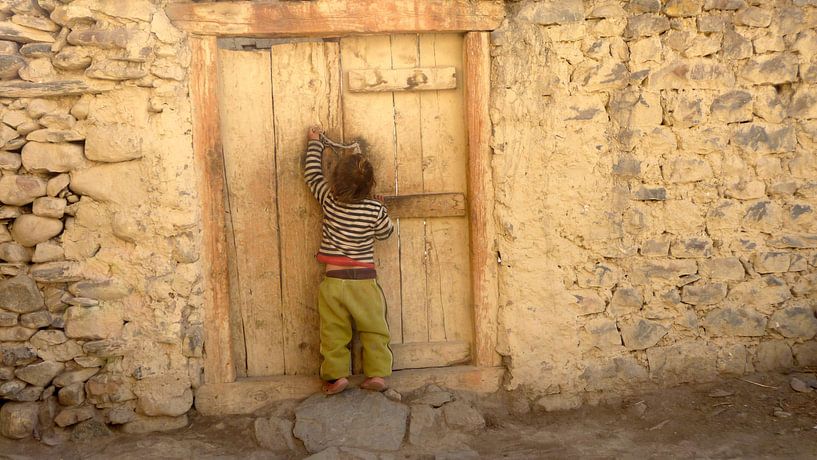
[303,140,330,204]
[373,206,394,240]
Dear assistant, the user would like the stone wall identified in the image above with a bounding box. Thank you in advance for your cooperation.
[0,0,200,442]
[491,0,817,410]
[2,0,817,442]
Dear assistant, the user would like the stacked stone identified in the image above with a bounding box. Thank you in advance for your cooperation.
[1,0,197,442]
[491,0,817,405]
[270,386,485,456]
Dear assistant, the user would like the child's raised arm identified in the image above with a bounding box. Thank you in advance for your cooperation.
[304,125,330,204]
[373,206,394,240]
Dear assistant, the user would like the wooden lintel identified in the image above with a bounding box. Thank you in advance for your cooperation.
[348,66,457,93]
[464,32,501,367]
[0,80,114,98]
[190,35,235,385]
[392,340,470,370]
[166,1,505,37]
[194,366,504,416]
[383,192,466,219]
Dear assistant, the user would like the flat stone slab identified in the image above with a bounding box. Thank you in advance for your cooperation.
[294,389,409,453]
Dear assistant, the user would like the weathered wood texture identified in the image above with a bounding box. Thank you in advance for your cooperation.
[196,374,317,416]
[219,49,285,377]
[271,42,343,375]
[419,34,472,344]
[195,366,504,415]
[166,1,505,37]
[340,35,403,345]
[341,34,473,366]
[392,340,470,370]
[347,66,457,92]
[391,33,428,345]
[220,125,247,380]
[464,32,501,367]
[0,80,113,98]
[200,33,494,383]
[224,204,247,378]
[383,193,466,219]
[190,35,235,384]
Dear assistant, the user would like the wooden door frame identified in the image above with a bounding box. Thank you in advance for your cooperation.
[170,1,504,415]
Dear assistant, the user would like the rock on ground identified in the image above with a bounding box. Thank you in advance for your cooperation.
[254,416,297,452]
[305,446,398,459]
[293,389,409,453]
[0,401,39,439]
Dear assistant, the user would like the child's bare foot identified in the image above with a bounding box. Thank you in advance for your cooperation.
[322,377,349,395]
[360,377,387,392]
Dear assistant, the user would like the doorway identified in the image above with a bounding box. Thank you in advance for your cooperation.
[217,34,474,378]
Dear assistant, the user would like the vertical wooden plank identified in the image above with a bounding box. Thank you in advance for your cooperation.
[419,34,467,193]
[224,199,247,378]
[419,33,473,343]
[340,36,403,345]
[271,42,343,375]
[426,218,473,342]
[190,35,235,384]
[464,32,500,367]
[219,49,285,377]
[391,34,429,344]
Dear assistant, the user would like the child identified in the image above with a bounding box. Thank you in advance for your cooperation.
[304,125,394,395]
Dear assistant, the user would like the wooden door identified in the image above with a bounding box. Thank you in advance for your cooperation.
[218,34,473,378]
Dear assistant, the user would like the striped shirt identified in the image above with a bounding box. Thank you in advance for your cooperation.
[304,140,394,266]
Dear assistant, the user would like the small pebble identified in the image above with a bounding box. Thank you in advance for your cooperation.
[383,388,401,401]
[627,401,647,418]
[708,389,734,398]
[790,377,812,393]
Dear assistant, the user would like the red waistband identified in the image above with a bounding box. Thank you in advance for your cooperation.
[316,253,375,269]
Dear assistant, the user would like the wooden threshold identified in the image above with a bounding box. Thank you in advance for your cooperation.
[195,365,504,416]
[166,0,505,37]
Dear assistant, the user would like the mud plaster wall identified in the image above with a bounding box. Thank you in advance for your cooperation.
[0,0,201,440]
[492,0,817,410]
[0,0,817,441]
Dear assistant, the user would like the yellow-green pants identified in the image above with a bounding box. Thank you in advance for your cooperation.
[318,277,392,380]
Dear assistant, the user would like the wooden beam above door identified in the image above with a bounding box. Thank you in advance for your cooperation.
[165,1,505,37]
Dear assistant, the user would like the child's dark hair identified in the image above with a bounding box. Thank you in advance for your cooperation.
[332,154,375,203]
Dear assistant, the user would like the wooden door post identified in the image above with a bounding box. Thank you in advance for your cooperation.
[464,32,501,368]
[190,35,236,384]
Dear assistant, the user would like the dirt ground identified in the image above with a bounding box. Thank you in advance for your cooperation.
[1,372,815,459]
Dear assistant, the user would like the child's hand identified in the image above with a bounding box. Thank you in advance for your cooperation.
[373,194,385,204]
[308,125,322,140]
